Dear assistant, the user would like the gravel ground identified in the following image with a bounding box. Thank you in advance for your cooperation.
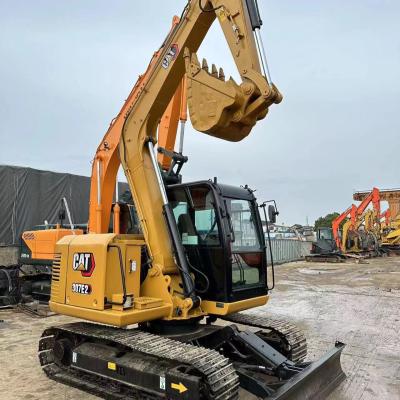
[0,256,399,400]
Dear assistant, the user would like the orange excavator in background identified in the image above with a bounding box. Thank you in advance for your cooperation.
[1,18,187,307]
[309,189,382,263]
[333,188,381,254]
[355,187,381,221]
[332,205,356,251]
[354,188,400,251]
[348,187,381,254]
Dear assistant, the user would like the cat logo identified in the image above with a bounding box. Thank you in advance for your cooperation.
[72,253,95,277]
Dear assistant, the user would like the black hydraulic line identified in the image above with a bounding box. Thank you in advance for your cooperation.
[186,256,210,294]
[162,203,201,308]
[107,245,127,306]
[147,140,200,308]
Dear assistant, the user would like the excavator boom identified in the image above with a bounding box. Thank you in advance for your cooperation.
[332,205,355,248]
[119,0,282,284]
[356,187,380,217]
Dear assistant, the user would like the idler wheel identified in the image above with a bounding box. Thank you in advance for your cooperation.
[54,338,73,366]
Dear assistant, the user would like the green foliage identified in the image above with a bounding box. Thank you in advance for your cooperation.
[314,212,341,230]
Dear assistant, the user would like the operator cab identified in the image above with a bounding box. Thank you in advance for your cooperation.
[317,227,334,241]
[167,181,268,303]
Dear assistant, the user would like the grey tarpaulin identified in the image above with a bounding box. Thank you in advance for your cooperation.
[0,165,129,245]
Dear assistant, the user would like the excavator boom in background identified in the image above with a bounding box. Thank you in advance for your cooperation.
[327,187,400,259]
[332,205,355,250]
[38,1,344,399]
[335,188,381,255]
[353,188,400,252]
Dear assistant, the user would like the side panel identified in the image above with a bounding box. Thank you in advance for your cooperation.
[104,244,142,302]
[65,235,113,310]
[50,234,172,327]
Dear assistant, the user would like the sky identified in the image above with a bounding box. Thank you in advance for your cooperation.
[1,0,399,225]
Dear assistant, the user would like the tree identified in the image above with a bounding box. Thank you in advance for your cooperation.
[314,212,346,230]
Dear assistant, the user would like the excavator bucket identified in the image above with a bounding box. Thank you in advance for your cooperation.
[267,342,346,400]
[184,49,281,142]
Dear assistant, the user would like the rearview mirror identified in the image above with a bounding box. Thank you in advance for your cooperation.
[268,205,278,224]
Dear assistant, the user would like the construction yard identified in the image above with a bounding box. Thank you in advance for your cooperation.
[1,0,399,398]
[0,256,399,400]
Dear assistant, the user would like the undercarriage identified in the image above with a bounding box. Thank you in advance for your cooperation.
[39,312,345,400]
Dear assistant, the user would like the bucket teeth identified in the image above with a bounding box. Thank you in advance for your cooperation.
[218,68,225,81]
[202,58,209,72]
[191,52,200,67]
[211,64,218,78]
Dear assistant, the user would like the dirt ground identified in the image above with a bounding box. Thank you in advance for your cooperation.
[1,256,400,400]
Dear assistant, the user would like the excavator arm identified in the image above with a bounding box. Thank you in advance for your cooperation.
[332,205,356,249]
[356,187,380,217]
[119,0,281,304]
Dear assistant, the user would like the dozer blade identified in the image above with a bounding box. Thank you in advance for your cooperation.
[268,342,346,400]
[184,49,281,142]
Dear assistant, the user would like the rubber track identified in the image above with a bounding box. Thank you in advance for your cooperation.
[39,322,240,400]
[219,312,307,363]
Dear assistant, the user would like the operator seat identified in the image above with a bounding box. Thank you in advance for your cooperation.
[177,214,197,239]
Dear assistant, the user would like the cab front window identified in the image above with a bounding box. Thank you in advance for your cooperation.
[225,198,263,288]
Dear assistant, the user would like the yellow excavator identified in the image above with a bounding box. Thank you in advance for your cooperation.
[379,208,400,249]
[38,1,345,399]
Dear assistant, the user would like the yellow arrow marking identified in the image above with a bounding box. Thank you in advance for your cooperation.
[107,362,116,371]
[171,382,188,394]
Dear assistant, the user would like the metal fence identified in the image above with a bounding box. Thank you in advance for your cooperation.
[266,239,312,265]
